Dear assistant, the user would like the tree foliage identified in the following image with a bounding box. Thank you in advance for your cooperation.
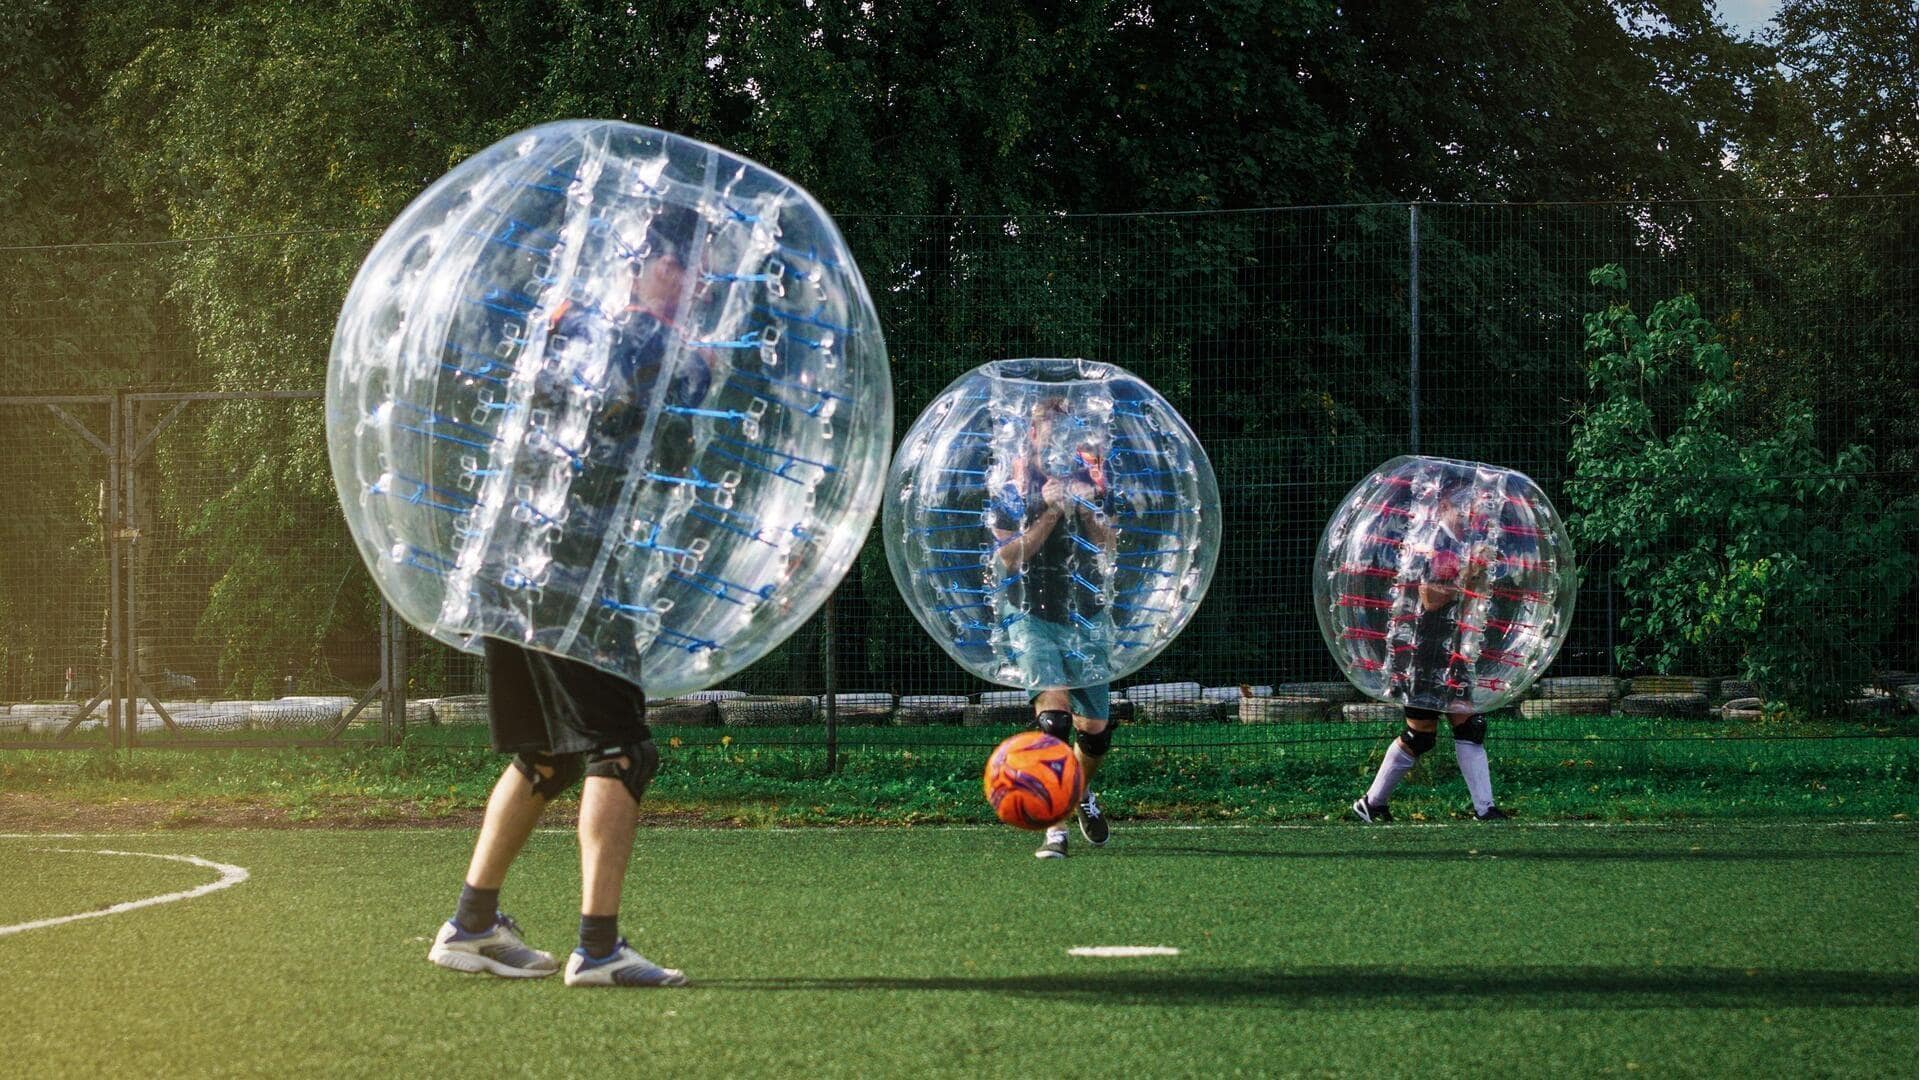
[1568,265,1914,710]
[0,1,1909,700]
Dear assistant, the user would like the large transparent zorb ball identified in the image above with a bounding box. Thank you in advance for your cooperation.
[885,359,1219,690]
[1313,456,1576,715]
[328,120,890,696]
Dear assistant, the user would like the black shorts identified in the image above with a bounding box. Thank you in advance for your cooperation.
[483,638,651,755]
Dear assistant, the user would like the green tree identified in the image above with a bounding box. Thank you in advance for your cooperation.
[1567,265,1914,712]
[5,0,1896,698]
[1728,0,1918,474]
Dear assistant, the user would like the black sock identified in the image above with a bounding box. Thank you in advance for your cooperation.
[579,913,620,959]
[455,884,499,933]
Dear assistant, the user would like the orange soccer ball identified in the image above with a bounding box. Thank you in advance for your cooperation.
[983,731,1085,830]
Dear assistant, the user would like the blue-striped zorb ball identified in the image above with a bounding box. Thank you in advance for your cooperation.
[1313,455,1577,715]
[327,120,891,696]
[884,359,1220,690]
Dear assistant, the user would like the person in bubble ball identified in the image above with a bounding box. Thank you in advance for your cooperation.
[1351,477,1511,824]
[428,209,715,989]
[985,397,1119,858]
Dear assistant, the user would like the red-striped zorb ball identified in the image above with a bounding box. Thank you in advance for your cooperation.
[327,120,891,696]
[1313,456,1577,715]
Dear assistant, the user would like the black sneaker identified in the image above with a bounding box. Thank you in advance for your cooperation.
[1350,798,1393,824]
[1076,791,1110,846]
[1035,826,1069,859]
[1475,806,1512,821]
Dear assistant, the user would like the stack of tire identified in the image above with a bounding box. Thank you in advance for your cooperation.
[1520,676,1620,719]
[894,695,967,726]
[817,692,897,726]
[1880,672,1918,714]
[0,703,102,736]
[648,699,722,727]
[430,694,491,726]
[1125,683,1226,724]
[717,695,818,728]
[1619,676,1713,720]
[1277,680,1370,724]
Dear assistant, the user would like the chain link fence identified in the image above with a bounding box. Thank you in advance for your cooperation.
[2,199,1913,762]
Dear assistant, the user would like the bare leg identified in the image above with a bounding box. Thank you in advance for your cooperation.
[464,764,551,889]
[565,762,687,985]
[579,772,640,916]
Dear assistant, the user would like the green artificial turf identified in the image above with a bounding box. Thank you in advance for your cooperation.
[2,717,1913,826]
[2,822,1913,1077]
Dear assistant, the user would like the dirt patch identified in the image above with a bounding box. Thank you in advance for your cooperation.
[0,793,725,832]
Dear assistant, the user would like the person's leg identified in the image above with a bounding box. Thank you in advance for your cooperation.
[430,754,581,977]
[1032,689,1074,858]
[517,648,686,988]
[1067,683,1113,846]
[1450,713,1504,818]
[565,741,685,986]
[429,641,575,978]
[1354,708,1440,821]
[578,759,644,922]
[460,640,576,913]
[464,753,580,899]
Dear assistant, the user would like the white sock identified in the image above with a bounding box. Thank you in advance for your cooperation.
[1365,741,1419,807]
[1456,739,1494,814]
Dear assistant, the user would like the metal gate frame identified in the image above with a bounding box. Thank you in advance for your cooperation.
[0,390,405,749]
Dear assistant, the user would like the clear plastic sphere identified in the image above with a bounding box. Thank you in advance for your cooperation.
[1313,455,1577,715]
[885,359,1220,690]
[327,120,890,697]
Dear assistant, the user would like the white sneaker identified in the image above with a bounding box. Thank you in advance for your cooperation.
[427,913,559,978]
[564,939,689,987]
[1035,826,1069,859]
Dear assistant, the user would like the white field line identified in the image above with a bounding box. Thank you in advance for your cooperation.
[1069,946,1181,957]
[0,849,249,938]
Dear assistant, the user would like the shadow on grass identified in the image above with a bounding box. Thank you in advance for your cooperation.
[1141,845,1910,863]
[701,965,1916,1009]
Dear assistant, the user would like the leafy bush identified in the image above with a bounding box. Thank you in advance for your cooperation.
[1568,265,1914,714]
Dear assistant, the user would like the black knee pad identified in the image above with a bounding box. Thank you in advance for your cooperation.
[1451,715,1488,745]
[1398,726,1438,757]
[1036,709,1073,741]
[586,740,660,803]
[1076,719,1116,758]
[512,751,584,799]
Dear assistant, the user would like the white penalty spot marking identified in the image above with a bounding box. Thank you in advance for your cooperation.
[1069,945,1181,958]
[0,849,249,938]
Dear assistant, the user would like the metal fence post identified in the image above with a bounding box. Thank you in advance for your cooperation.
[1408,202,1421,454]
[822,590,838,774]
[1606,565,1617,680]
[106,394,125,750]
[378,600,408,746]
[391,605,408,744]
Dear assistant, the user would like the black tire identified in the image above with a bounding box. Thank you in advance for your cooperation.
[648,700,721,727]
[1535,676,1620,700]
[1273,681,1360,703]
[718,695,817,728]
[1519,696,1612,718]
[1619,692,1710,719]
[1236,696,1328,724]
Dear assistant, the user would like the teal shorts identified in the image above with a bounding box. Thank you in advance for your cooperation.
[1006,612,1113,721]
